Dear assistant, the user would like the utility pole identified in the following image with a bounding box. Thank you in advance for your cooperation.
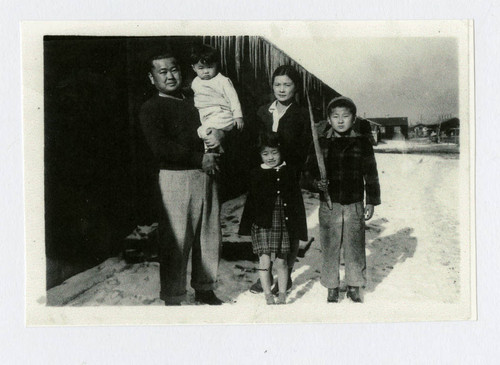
[437,114,443,143]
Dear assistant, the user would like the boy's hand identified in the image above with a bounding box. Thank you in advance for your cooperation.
[234,118,244,130]
[202,153,220,175]
[314,179,329,192]
[204,128,224,149]
[364,204,374,221]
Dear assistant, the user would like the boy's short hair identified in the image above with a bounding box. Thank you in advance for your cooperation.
[327,96,357,116]
[190,44,220,65]
[257,132,281,152]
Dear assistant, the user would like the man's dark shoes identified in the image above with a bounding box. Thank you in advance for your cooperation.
[346,286,362,303]
[327,287,339,303]
[195,290,223,305]
[164,301,181,306]
[163,296,183,306]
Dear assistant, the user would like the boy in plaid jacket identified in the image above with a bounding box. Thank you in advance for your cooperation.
[304,96,381,303]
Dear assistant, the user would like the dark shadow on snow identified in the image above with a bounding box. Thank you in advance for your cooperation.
[364,226,417,293]
[282,219,417,303]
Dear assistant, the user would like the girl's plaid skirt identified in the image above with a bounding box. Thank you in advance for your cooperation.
[251,196,290,256]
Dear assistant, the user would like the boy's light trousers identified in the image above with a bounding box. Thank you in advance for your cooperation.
[319,201,367,288]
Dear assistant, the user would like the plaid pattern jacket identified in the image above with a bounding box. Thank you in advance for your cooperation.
[304,127,381,206]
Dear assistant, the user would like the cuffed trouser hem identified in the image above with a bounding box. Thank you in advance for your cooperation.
[320,279,366,289]
[320,279,340,289]
[191,281,218,291]
[345,281,366,287]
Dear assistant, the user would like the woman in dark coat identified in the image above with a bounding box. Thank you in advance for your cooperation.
[256,66,311,173]
[249,65,312,294]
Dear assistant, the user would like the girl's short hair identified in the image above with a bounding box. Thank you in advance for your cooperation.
[190,44,220,65]
[271,65,302,91]
[257,132,281,152]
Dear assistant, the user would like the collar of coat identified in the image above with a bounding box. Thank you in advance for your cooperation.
[325,127,362,139]
[260,161,287,170]
[316,117,365,139]
[264,100,301,116]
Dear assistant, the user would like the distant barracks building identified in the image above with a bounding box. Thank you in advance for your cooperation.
[367,117,409,141]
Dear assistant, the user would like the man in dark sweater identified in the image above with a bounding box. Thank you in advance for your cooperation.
[139,51,224,305]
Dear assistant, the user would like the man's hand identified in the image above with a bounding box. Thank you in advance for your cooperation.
[314,179,329,192]
[204,128,225,149]
[234,118,244,130]
[364,204,374,221]
[202,153,220,175]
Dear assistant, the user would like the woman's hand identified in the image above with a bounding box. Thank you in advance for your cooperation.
[364,204,374,221]
[314,179,329,192]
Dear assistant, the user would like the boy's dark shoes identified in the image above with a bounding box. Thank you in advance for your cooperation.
[346,286,362,303]
[195,290,223,305]
[327,287,339,303]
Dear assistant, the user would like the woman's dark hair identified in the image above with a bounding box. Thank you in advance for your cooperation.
[257,132,281,153]
[190,44,220,65]
[271,65,302,91]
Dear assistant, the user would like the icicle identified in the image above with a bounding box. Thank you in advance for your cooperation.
[252,37,258,78]
[224,36,230,74]
[303,72,307,99]
[235,36,241,81]
[241,35,245,62]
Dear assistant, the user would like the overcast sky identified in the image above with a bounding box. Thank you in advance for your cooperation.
[279,37,459,125]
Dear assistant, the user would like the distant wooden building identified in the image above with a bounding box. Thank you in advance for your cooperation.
[437,117,460,136]
[367,117,409,140]
[413,123,430,137]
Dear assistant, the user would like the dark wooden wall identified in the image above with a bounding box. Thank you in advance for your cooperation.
[44,36,332,289]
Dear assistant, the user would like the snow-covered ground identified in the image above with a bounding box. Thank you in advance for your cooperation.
[48,151,460,308]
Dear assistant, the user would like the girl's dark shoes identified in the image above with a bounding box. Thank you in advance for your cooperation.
[346,286,362,303]
[195,290,223,305]
[276,293,287,305]
[327,288,339,303]
[265,293,275,305]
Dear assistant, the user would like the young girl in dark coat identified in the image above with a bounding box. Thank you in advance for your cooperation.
[239,132,308,305]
